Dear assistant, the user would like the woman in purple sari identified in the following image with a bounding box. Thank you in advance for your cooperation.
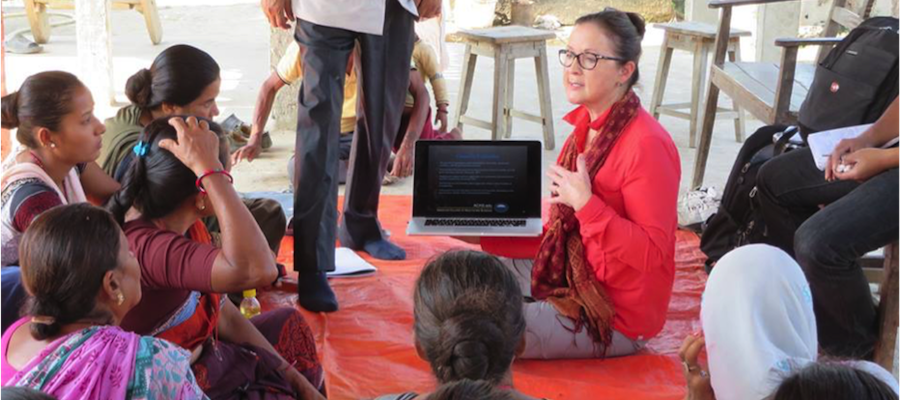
[1,204,206,399]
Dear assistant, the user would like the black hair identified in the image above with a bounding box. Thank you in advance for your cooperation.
[425,379,516,400]
[773,362,898,400]
[413,250,526,384]
[105,116,227,226]
[125,44,220,110]
[0,71,85,148]
[575,8,646,88]
[19,204,122,340]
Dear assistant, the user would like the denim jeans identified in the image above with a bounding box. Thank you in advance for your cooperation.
[756,147,899,358]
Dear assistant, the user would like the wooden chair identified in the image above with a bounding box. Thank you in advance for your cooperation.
[23,0,162,45]
[875,242,900,376]
[691,0,876,188]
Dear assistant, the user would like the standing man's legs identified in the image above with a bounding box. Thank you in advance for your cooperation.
[339,0,415,260]
[293,20,355,312]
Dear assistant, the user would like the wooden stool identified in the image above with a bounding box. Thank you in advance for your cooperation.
[23,0,162,45]
[649,22,750,148]
[452,26,556,150]
[874,242,898,371]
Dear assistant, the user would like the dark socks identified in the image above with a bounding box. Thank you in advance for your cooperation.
[362,239,406,261]
[297,271,338,313]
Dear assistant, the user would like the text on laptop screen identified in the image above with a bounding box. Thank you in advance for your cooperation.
[420,143,538,217]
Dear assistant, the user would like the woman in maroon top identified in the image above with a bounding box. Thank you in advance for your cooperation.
[107,116,324,399]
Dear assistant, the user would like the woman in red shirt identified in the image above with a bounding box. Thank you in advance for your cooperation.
[473,9,681,359]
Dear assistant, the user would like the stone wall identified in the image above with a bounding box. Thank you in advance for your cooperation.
[495,0,676,25]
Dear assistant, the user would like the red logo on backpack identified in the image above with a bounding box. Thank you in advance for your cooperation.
[830,81,840,93]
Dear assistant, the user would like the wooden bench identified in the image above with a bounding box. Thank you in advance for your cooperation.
[452,26,556,150]
[23,0,162,45]
[870,243,899,371]
[649,21,751,148]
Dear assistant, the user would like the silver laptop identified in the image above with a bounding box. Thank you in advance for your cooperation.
[407,140,542,237]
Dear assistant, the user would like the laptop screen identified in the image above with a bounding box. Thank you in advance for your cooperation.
[413,140,542,218]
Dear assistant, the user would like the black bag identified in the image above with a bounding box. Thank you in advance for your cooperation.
[699,125,800,272]
[799,16,899,139]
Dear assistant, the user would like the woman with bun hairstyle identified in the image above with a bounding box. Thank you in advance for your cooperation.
[108,116,324,399]
[376,250,543,400]
[99,44,222,178]
[1,71,120,267]
[101,44,287,258]
[461,9,681,359]
[1,203,206,399]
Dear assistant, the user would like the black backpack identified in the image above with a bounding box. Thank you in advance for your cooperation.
[699,17,899,271]
[699,125,799,272]
[799,16,899,139]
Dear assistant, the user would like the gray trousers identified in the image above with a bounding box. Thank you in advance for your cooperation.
[501,258,645,359]
[292,2,415,274]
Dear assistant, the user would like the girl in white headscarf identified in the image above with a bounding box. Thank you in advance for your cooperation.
[679,244,898,400]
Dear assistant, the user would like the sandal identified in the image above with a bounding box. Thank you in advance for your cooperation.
[4,35,42,54]
[382,175,401,186]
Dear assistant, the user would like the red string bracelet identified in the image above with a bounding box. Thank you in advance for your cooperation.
[195,169,234,193]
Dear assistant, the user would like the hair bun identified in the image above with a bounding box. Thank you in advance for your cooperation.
[436,309,509,382]
[1,91,20,129]
[27,298,65,340]
[450,339,491,380]
[626,12,646,38]
[125,68,153,108]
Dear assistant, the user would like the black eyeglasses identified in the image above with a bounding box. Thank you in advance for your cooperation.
[558,49,624,70]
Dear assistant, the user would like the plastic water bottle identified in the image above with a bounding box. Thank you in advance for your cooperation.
[240,289,261,319]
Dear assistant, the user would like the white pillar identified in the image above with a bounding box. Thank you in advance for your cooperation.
[75,0,114,105]
[686,0,719,25]
[755,2,800,62]
[800,0,831,29]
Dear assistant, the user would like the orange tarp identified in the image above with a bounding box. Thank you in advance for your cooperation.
[261,195,706,399]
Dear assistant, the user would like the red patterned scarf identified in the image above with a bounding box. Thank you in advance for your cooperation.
[531,91,641,352]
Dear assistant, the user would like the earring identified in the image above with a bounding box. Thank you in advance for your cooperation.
[49,142,57,148]
[199,202,206,211]
[116,292,125,306]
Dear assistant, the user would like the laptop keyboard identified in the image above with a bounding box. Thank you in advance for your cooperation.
[424,219,527,227]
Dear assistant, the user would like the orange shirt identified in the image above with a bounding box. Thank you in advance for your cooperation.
[482,105,681,341]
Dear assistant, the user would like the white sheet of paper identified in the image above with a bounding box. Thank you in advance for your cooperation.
[806,124,900,171]
[807,124,874,171]
[328,248,377,278]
